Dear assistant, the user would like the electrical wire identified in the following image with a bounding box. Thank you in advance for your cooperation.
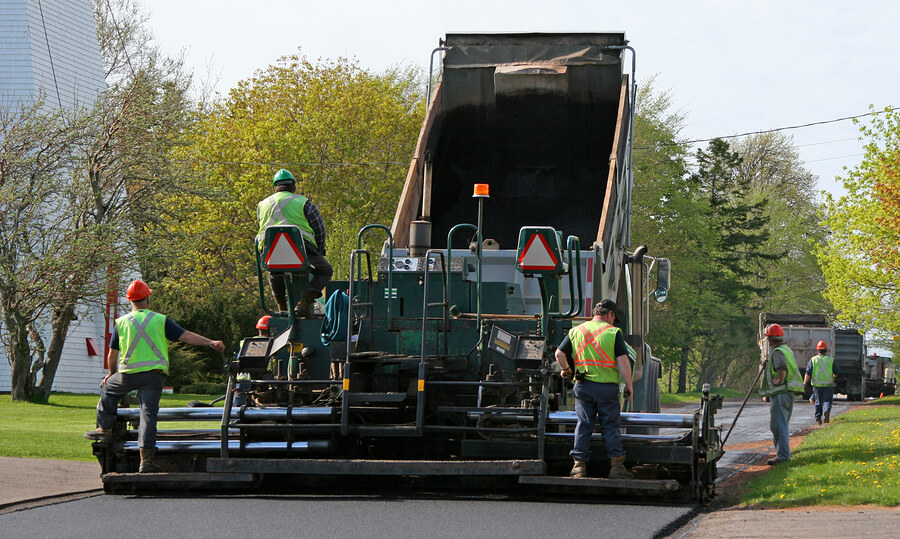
[635,106,898,150]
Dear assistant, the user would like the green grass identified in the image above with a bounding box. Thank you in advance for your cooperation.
[0,392,222,461]
[740,397,900,507]
[660,386,743,405]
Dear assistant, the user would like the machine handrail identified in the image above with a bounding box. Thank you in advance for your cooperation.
[357,224,394,326]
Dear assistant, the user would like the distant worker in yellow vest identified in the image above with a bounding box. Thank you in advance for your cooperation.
[84,279,225,472]
[555,299,634,480]
[759,323,803,465]
[803,340,840,425]
[257,169,333,317]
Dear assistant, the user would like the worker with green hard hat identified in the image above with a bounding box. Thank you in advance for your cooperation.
[256,168,332,317]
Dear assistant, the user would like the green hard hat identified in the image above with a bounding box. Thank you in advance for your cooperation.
[272,169,295,185]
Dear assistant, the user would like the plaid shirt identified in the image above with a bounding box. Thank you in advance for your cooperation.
[303,199,326,254]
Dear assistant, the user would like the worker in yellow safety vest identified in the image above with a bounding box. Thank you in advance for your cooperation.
[803,340,840,425]
[257,169,333,317]
[759,323,803,465]
[84,279,225,472]
[555,299,634,480]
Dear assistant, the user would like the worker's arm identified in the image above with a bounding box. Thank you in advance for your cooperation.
[617,353,633,401]
[774,368,787,386]
[179,331,225,352]
[554,348,573,379]
[101,349,119,386]
[304,200,327,255]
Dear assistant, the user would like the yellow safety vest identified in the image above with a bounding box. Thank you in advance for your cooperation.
[256,192,317,249]
[116,309,169,374]
[568,320,621,384]
[810,354,835,387]
[760,344,803,396]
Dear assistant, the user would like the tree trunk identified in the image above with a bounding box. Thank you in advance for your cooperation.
[37,303,77,399]
[7,311,33,401]
[678,347,688,394]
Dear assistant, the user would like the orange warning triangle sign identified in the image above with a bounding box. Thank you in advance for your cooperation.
[518,233,559,271]
[265,232,306,269]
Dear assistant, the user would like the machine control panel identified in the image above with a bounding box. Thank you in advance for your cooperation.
[378,256,466,273]
[488,325,545,368]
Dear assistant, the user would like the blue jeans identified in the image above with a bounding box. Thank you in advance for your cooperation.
[769,392,794,462]
[570,380,624,461]
[813,386,834,421]
[96,371,164,450]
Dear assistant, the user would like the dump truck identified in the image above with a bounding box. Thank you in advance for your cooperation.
[90,33,724,502]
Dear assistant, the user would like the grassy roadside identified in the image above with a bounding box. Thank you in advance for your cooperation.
[0,392,221,461]
[740,396,900,507]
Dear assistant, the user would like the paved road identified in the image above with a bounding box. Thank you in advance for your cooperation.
[0,395,843,538]
[0,492,694,538]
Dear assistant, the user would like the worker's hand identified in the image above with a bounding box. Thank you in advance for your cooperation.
[100,373,113,387]
[209,340,225,352]
[623,384,633,401]
[560,367,573,379]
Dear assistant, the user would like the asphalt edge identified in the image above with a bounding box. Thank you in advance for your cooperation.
[0,489,104,516]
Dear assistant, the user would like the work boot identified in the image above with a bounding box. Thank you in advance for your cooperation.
[824,411,830,423]
[569,459,588,479]
[139,448,161,473]
[82,427,111,441]
[816,418,822,426]
[293,291,320,318]
[608,455,633,479]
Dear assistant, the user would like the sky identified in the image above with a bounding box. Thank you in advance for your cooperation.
[144,0,900,200]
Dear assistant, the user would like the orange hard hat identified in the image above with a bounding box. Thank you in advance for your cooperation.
[125,279,152,301]
[816,340,827,351]
[765,323,784,337]
[256,315,271,330]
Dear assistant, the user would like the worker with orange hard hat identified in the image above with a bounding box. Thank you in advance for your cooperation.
[759,323,803,466]
[803,340,840,425]
[84,279,225,473]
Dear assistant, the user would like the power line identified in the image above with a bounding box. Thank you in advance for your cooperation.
[175,159,409,168]
[635,106,897,150]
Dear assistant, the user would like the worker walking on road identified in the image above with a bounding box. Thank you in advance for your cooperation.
[804,340,839,425]
[257,169,333,317]
[555,299,634,479]
[759,323,804,465]
[84,279,225,472]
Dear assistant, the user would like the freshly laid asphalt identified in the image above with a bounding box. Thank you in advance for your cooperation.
[2,400,897,537]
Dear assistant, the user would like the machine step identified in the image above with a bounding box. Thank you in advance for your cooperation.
[519,475,680,491]
[346,392,409,403]
[207,458,546,475]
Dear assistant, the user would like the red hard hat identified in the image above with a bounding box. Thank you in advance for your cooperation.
[125,279,152,301]
[765,323,784,337]
[256,315,271,330]
[816,340,827,351]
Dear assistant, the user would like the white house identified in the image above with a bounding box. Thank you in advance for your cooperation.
[0,0,110,393]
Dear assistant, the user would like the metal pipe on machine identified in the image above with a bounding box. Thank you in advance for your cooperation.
[116,407,334,421]
[124,439,333,453]
[466,410,695,428]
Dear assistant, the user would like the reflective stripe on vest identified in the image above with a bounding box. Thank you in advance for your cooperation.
[760,344,803,396]
[569,321,620,384]
[811,354,836,387]
[117,310,169,374]
[256,192,316,248]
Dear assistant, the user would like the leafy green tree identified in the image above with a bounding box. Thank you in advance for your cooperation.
[732,132,830,314]
[819,107,900,337]
[0,99,80,401]
[149,54,424,343]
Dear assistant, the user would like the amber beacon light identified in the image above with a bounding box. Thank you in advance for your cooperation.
[473,183,490,198]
